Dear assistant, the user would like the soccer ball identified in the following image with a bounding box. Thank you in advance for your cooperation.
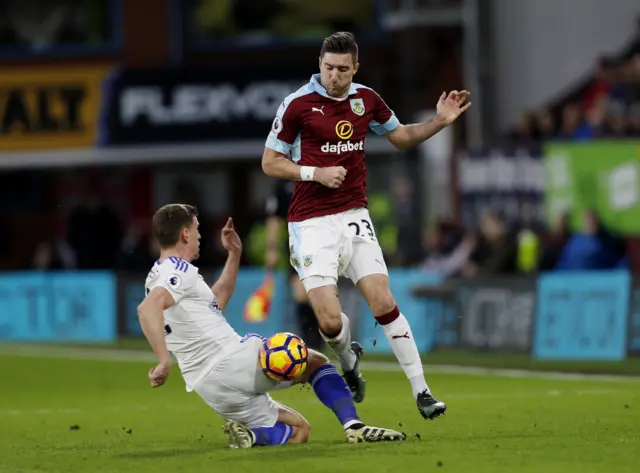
[259,332,308,381]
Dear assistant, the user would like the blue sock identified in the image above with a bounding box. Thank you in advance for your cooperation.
[250,423,293,446]
[310,364,360,428]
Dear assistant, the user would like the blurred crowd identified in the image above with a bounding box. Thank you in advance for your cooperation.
[26,184,233,273]
[0,2,638,280]
[419,209,628,280]
[510,21,640,142]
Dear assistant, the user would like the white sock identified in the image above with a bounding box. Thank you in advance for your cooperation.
[320,312,357,372]
[381,312,430,398]
[343,419,361,430]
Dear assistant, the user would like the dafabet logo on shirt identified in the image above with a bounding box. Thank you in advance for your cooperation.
[321,120,363,154]
[335,120,354,140]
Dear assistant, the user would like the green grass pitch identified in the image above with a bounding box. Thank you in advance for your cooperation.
[1,349,639,473]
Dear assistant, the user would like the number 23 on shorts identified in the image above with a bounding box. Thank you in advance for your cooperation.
[348,219,376,240]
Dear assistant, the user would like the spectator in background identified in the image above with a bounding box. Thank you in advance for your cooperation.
[625,53,640,134]
[539,212,572,271]
[463,210,518,277]
[420,222,475,278]
[117,223,159,272]
[555,209,627,270]
[608,57,634,107]
[534,108,556,140]
[173,179,203,211]
[66,193,123,270]
[171,179,220,267]
[602,58,635,136]
[574,98,607,140]
[583,56,616,113]
[509,112,536,143]
[558,103,583,139]
[602,100,631,137]
[32,240,75,270]
[391,175,422,267]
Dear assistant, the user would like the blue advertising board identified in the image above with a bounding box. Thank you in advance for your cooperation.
[627,278,640,356]
[0,271,117,342]
[533,271,629,360]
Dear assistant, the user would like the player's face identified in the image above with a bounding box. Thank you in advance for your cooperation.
[319,53,359,98]
[184,217,201,261]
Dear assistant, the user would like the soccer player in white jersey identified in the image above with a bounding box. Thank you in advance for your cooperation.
[262,32,471,420]
[138,204,406,448]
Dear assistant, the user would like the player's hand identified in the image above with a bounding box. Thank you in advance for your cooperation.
[148,362,171,388]
[435,90,472,126]
[314,166,347,189]
[221,217,242,254]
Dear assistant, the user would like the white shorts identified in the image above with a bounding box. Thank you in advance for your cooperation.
[193,335,293,429]
[288,207,388,292]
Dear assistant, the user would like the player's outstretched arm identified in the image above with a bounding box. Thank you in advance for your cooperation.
[386,90,471,150]
[211,217,242,311]
[138,287,175,386]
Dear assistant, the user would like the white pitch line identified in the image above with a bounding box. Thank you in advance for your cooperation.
[0,389,622,417]
[1,344,640,383]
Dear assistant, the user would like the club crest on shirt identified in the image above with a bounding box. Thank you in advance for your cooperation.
[303,255,313,267]
[166,274,182,289]
[350,98,365,116]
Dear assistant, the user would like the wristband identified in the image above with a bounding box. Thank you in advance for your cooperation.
[300,166,316,182]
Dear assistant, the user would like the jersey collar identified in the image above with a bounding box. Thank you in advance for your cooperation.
[309,74,358,99]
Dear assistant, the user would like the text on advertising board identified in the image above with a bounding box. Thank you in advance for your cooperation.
[0,66,110,151]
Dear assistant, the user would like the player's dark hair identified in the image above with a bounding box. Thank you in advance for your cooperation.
[152,204,198,248]
[320,32,358,64]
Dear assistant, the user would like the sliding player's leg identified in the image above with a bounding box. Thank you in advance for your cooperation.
[223,400,310,448]
[293,349,406,444]
[193,335,307,448]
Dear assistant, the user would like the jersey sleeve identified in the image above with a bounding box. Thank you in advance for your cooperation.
[153,260,198,304]
[265,98,301,155]
[368,91,401,136]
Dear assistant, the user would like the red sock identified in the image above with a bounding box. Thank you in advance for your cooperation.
[375,306,400,326]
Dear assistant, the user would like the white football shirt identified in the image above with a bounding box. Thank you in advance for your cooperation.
[144,256,242,391]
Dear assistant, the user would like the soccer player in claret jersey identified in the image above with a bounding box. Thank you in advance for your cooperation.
[262,32,471,420]
[138,204,406,448]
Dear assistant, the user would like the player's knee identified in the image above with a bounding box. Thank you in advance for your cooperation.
[365,287,395,317]
[370,292,396,317]
[310,302,341,336]
[296,350,330,384]
[308,350,330,369]
[289,418,310,444]
[315,312,341,337]
[357,276,395,317]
